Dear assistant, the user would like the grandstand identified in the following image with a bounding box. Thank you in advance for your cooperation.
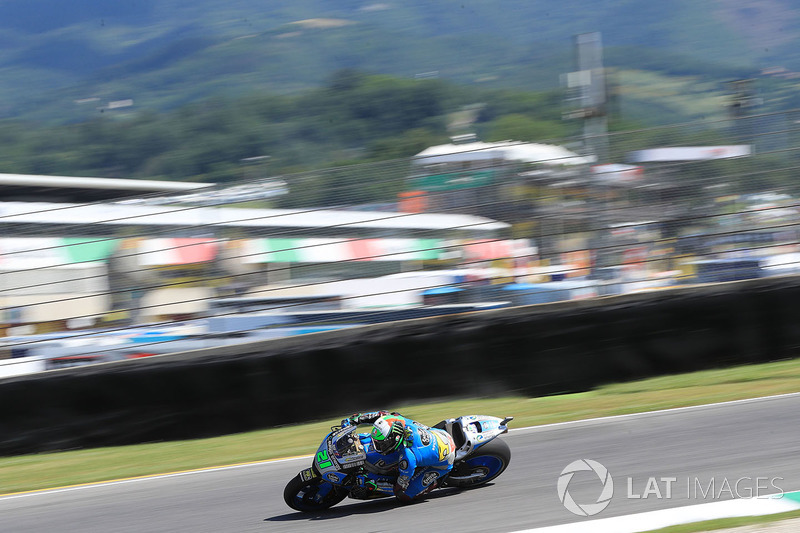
[0,174,517,334]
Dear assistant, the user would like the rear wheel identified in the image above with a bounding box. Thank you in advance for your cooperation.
[283,474,348,512]
[443,438,511,488]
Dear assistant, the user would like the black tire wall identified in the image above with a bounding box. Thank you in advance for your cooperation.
[2,275,800,456]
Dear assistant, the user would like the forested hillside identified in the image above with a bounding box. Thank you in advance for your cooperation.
[0,0,795,122]
[0,72,571,184]
[1,1,799,190]
[2,69,789,206]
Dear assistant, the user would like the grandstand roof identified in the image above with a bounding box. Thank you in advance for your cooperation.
[0,201,510,232]
[413,141,594,166]
[0,174,211,202]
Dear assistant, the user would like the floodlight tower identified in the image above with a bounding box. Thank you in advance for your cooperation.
[563,32,609,163]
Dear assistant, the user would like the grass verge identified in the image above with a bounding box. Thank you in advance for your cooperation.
[644,511,800,532]
[2,357,800,496]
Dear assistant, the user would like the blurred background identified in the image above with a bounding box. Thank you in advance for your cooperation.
[1,1,800,375]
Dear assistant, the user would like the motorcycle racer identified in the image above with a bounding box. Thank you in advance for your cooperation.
[341,411,456,502]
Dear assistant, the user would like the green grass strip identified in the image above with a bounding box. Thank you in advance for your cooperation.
[644,510,800,532]
[2,357,800,495]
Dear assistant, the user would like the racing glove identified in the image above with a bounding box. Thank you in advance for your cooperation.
[341,410,390,427]
[357,475,378,492]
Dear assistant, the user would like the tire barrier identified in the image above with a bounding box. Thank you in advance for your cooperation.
[2,275,800,456]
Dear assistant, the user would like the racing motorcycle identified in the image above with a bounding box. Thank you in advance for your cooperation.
[283,414,513,512]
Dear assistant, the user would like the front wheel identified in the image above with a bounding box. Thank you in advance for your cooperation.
[283,474,348,512]
[443,438,511,488]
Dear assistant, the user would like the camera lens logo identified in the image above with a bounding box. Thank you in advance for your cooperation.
[557,459,614,516]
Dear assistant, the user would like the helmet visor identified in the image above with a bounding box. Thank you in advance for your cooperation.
[371,417,402,454]
[373,432,398,454]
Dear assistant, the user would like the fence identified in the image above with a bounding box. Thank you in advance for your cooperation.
[3,108,800,373]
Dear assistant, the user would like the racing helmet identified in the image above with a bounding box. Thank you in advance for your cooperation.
[370,415,406,454]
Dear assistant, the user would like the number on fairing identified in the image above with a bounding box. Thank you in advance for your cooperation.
[317,450,333,469]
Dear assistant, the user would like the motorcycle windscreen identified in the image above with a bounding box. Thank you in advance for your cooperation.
[330,426,367,468]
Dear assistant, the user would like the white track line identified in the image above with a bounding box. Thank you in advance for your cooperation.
[512,493,800,533]
[0,455,313,501]
[3,391,800,501]
[507,391,800,433]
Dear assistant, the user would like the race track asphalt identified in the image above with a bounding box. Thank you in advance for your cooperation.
[3,393,800,533]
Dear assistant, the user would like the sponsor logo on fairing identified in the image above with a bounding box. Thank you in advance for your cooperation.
[422,471,439,486]
[419,428,431,446]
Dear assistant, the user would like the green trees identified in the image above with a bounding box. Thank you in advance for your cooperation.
[0,69,792,207]
[484,114,568,143]
[0,72,458,184]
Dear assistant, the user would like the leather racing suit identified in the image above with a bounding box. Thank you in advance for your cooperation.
[341,411,456,501]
